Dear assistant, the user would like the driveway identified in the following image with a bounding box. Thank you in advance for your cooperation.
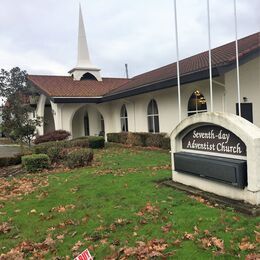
[0,145,21,158]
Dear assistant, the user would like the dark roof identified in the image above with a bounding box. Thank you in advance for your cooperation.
[28,32,259,102]
[27,75,130,97]
[106,32,259,97]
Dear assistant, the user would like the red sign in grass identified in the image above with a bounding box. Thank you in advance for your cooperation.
[74,249,93,260]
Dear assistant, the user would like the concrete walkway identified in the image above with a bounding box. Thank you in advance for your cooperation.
[0,145,21,158]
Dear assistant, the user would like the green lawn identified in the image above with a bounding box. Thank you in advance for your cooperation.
[0,144,259,259]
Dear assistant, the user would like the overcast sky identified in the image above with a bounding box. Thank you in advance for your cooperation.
[0,0,259,78]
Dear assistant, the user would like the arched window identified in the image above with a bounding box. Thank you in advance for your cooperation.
[80,72,97,81]
[147,99,159,133]
[120,105,128,132]
[187,90,207,116]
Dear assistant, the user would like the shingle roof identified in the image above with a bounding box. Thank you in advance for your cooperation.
[27,75,130,97]
[28,32,259,100]
[107,32,259,96]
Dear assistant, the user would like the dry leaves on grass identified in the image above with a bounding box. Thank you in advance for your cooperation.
[245,253,260,260]
[239,242,256,251]
[0,177,48,201]
[71,240,85,257]
[189,195,214,208]
[51,204,76,213]
[0,222,12,234]
[94,165,171,177]
[161,223,172,233]
[200,236,225,254]
[136,202,160,216]
[106,239,170,260]
[0,234,55,259]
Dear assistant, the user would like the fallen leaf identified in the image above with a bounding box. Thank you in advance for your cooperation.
[245,253,260,260]
[239,242,256,251]
[254,231,260,243]
[172,239,181,246]
[161,223,172,233]
[56,234,64,240]
[183,232,194,240]
[0,222,12,234]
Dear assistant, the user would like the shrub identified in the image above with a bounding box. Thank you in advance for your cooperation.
[34,130,71,144]
[0,154,22,167]
[119,132,128,144]
[126,133,143,146]
[161,137,171,150]
[107,133,120,143]
[145,134,165,148]
[107,133,128,144]
[47,146,63,163]
[34,140,68,154]
[22,154,50,172]
[69,138,89,148]
[65,148,93,169]
[107,132,170,150]
[88,136,105,149]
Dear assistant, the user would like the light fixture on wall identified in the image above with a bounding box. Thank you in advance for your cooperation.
[243,97,248,103]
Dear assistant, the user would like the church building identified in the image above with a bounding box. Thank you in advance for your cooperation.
[27,6,260,139]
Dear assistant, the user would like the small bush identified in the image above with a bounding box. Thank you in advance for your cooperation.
[22,154,50,172]
[88,136,105,149]
[34,141,68,154]
[145,134,164,148]
[47,146,63,163]
[107,132,170,150]
[126,133,144,146]
[0,154,21,167]
[107,133,120,143]
[65,148,93,169]
[34,130,70,144]
[69,138,89,148]
[107,133,128,144]
[119,132,128,144]
[161,137,171,150]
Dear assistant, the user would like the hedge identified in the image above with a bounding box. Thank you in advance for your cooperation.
[34,130,71,144]
[47,146,63,163]
[88,136,105,149]
[22,154,50,172]
[34,140,69,154]
[65,148,93,169]
[34,136,105,156]
[107,132,171,150]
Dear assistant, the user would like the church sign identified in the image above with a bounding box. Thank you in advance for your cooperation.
[182,125,247,156]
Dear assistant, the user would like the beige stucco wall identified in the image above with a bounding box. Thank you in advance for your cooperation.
[46,56,259,139]
[105,77,225,135]
[225,56,260,127]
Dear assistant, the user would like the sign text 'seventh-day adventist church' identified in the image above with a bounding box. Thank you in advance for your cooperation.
[182,125,246,156]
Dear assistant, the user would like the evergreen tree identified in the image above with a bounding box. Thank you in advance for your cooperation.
[0,67,41,147]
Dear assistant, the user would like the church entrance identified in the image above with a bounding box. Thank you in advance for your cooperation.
[72,105,105,138]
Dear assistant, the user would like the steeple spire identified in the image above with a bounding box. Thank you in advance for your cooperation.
[69,4,102,81]
[77,4,91,67]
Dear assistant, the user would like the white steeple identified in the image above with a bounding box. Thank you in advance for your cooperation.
[69,4,102,81]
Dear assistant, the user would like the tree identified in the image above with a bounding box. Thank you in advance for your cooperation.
[0,67,41,147]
